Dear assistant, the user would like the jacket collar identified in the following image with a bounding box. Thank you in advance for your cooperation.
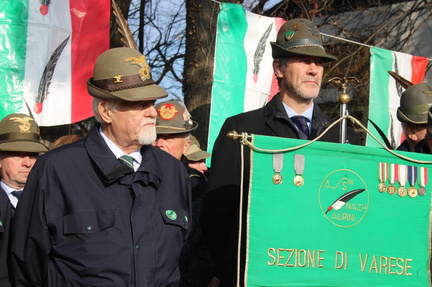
[263,94,332,138]
[85,124,163,185]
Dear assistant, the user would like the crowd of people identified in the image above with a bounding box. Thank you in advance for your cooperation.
[0,18,431,287]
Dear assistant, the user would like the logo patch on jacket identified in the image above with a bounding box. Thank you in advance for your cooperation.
[165,210,177,220]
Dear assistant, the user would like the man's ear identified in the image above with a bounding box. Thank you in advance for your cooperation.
[183,139,191,156]
[98,102,113,123]
[406,125,419,141]
[273,59,283,78]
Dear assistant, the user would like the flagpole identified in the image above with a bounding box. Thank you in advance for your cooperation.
[320,32,373,48]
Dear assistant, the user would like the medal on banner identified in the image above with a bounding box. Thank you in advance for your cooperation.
[418,167,428,196]
[397,165,407,197]
[377,162,388,193]
[272,153,283,185]
[293,154,305,187]
[387,163,398,195]
[407,166,418,198]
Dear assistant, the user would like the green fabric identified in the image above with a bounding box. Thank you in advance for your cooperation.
[0,0,29,119]
[367,47,393,148]
[118,155,134,169]
[246,135,431,286]
[208,2,248,165]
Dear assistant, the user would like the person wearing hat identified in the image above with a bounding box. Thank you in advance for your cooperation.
[396,83,432,152]
[185,136,210,176]
[414,105,432,154]
[201,18,361,287]
[0,113,47,287]
[153,101,214,286]
[153,100,198,161]
[10,48,192,286]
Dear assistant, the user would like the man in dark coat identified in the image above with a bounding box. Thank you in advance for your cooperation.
[414,106,432,154]
[395,83,432,152]
[10,48,192,286]
[0,113,48,287]
[154,101,214,286]
[201,18,361,287]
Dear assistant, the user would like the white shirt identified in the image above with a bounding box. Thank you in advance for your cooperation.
[99,128,142,171]
[1,181,20,208]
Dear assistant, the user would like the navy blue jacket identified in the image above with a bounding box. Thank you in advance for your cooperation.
[201,95,361,286]
[10,125,192,286]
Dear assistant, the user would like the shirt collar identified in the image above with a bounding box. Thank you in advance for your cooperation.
[283,102,314,121]
[98,127,142,165]
[1,181,15,195]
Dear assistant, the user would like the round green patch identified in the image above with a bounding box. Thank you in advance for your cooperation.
[285,30,295,40]
[165,210,177,220]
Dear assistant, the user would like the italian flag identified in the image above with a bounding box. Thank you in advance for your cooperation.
[367,47,429,148]
[208,3,284,156]
[0,0,110,126]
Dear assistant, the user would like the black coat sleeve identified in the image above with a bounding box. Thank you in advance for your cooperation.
[200,117,244,277]
[10,166,52,286]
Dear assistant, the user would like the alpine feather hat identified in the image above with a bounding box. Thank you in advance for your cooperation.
[0,113,48,153]
[397,83,432,124]
[87,47,167,101]
[270,18,337,62]
[155,101,198,134]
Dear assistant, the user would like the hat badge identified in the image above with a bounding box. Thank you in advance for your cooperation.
[285,30,295,41]
[158,103,179,120]
[124,55,150,81]
[9,116,35,133]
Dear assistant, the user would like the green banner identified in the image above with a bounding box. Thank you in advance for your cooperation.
[246,135,431,286]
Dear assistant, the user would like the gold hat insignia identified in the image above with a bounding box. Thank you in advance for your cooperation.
[9,117,35,133]
[158,104,179,120]
[125,55,151,81]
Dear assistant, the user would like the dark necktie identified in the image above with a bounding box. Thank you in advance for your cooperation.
[11,190,23,200]
[291,115,310,140]
[118,155,134,170]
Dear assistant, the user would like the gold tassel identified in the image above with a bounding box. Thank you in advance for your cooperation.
[112,0,137,49]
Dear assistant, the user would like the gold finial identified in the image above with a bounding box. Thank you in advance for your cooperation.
[328,77,360,104]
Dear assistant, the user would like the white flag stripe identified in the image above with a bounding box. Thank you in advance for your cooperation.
[24,0,72,125]
[243,12,277,111]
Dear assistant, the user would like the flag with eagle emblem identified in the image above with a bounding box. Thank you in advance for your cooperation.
[0,0,110,126]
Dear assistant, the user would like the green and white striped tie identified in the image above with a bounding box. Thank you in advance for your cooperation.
[118,155,134,169]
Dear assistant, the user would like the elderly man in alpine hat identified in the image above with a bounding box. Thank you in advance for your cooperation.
[10,48,192,287]
[201,18,361,287]
[0,113,47,287]
[396,83,432,152]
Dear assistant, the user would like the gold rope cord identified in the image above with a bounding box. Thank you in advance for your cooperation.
[236,115,432,164]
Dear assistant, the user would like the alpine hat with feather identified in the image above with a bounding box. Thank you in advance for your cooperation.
[0,113,48,153]
[87,47,167,101]
[397,83,432,124]
[270,18,337,62]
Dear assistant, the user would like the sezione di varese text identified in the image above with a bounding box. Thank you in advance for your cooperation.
[267,248,413,276]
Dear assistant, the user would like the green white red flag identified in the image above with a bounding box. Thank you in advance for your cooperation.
[367,47,429,148]
[0,0,110,126]
[208,3,284,156]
